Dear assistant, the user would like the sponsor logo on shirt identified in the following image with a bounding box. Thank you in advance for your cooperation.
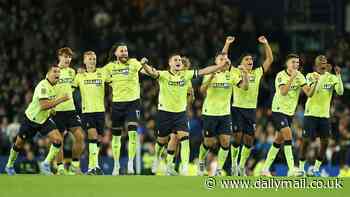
[323,84,332,90]
[112,68,129,75]
[84,79,103,86]
[210,83,231,89]
[168,80,185,87]
[58,78,74,84]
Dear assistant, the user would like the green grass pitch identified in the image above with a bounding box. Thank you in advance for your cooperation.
[0,175,349,197]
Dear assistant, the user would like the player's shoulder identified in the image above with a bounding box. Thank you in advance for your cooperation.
[65,67,76,74]
[103,61,115,69]
[276,70,286,77]
[37,79,48,87]
[128,58,140,64]
[305,72,313,77]
[36,79,51,91]
[254,66,263,73]
[230,66,240,73]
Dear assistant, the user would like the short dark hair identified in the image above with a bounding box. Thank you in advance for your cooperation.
[168,53,181,62]
[285,53,299,62]
[237,53,254,65]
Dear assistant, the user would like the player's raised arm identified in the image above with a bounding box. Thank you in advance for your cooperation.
[258,36,273,73]
[139,57,160,78]
[197,55,227,76]
[334,66,344,95]
[222,36,235,54]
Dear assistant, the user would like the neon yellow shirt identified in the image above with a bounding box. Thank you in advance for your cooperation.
[25,79,56,124]
[305,72,344,118]
[202,70,241,116]
[54,67,76,111]
[103,58,142,102]
[232,67,263,109]
[158,70,194,112]
[73,68,110,113]
[272,70,306,116]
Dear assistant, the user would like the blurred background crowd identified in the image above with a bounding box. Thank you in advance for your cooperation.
[1,0,350,176]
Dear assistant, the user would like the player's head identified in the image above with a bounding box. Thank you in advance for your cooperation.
[215,52,230,70]
[57,47,73,68]
[47,65,60,84]
[83,51,97,72]
[181,56,191,70]
[115,43,128,63]
[238,53,254,70]
[285,53,300,70]
[168,54,183,71]
[314,55,328,74]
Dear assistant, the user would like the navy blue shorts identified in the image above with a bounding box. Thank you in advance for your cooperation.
[271,112,293,131]
[231,107,256,136]
[112,99,141,128]
[202,115,232,137]
[18,115,57,140]
[303,116,331,139]
[156,110,188,137]
[81,112,105,135]
[52,110,82,133]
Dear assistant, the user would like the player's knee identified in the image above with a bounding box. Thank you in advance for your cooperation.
[179,135,189,142]
[51,134,63,146]
[88,129,98,140]
[233,132,242,143]
[274,132,285,144]
[73,130,85,143]
[14,135,25,148]
[243,134,254,146]
[176,131,189,140]
[220,139,230,149]
[157,137,168,145]
[204,139,215,148]
[281,127,292,140]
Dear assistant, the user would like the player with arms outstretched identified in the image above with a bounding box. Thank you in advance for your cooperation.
[142,54,228,175]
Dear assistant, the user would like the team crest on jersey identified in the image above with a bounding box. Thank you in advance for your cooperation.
[249,75,255,82]
[68,70,73,76]
[278,77,282,83]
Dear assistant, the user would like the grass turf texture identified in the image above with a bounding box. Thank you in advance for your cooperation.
[0,175,348,197]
